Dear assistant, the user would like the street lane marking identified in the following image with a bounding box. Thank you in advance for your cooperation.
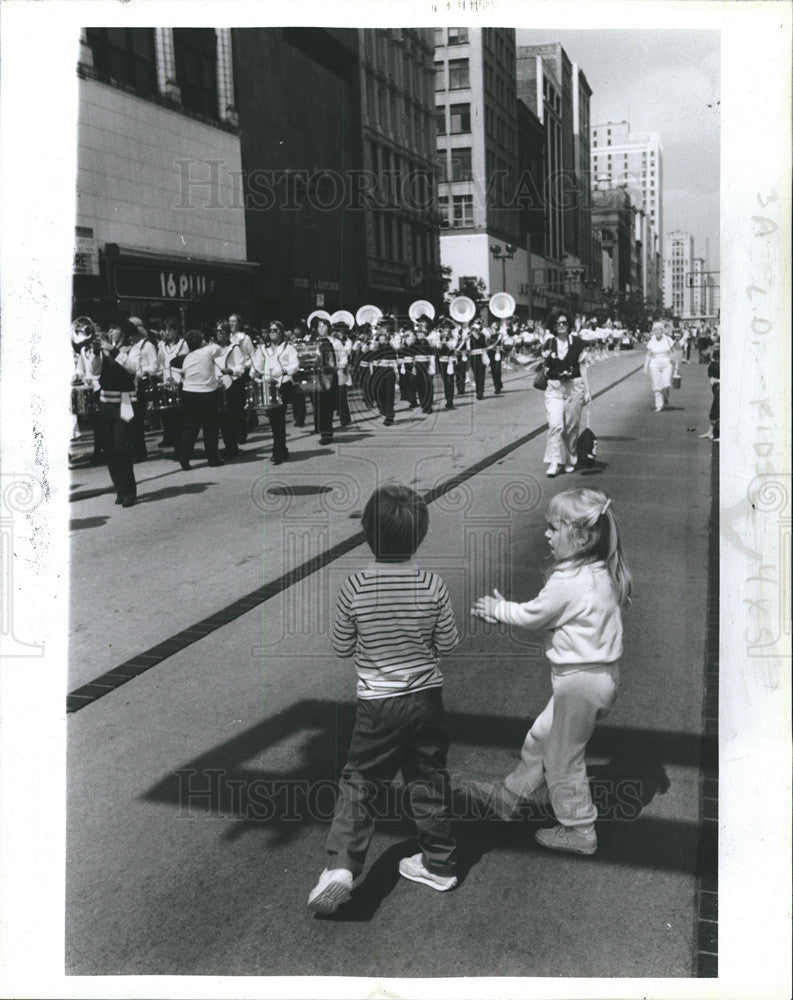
[67,364,643,713]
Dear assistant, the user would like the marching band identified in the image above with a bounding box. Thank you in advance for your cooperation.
[70,295,651,502]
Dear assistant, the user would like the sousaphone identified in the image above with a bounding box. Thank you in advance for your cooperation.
[355,304,384,329]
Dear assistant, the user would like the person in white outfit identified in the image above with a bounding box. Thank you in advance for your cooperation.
[472,488,632,856]
[644,320,675,412]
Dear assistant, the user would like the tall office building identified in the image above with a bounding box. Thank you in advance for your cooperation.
[515,43,597,314]
[591,122,663,309]
[359,28,442,312]
[434,27,526,310]
[664,229,694,317]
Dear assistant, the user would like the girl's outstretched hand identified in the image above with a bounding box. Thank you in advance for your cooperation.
[471,588,505,623]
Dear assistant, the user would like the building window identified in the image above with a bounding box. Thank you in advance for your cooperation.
[449,103,470,134]
[436,151,449,183]
[436,107,447,135]
[438,195,450,224]
[435,61,445,90]
[451,147,472,181]
[448,27,469,45]
[378,85,388,127]
[448,59,469,89]
[452,193,473,226]
[85,27,157,95]
[173,28,218,118]
[434,28,445,47]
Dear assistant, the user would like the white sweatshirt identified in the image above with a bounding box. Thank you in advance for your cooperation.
[494,559,622,669]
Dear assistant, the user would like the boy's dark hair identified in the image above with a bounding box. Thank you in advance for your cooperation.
[185,329,204,352]
[361,484,429,559]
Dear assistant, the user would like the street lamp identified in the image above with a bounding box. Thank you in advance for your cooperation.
[490,242,518,292]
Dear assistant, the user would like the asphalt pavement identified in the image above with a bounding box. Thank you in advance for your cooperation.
[66,352,717,977]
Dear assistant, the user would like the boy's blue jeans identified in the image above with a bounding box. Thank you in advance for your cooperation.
[326,688,457,878]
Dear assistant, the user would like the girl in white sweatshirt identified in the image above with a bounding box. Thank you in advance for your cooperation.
[472,488,632,855]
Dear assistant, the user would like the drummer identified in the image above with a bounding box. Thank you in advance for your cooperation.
[252,320,298,464]
[485,322,504,396]
[120,317,158,463]
[366,315,399,426]
[157,318,187,456]
[312,315,338,445]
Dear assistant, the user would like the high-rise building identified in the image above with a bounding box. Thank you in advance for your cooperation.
[434,27,526,310]
[664,229,694,317]
[591,122,663,309]
[74,27,260,327]
[515,43,597,314]
[359,28,442,312]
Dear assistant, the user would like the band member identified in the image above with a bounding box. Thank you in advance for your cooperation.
[486,324,505,396]
[216,321,248,458]
[157,319,187,453]
[330,318,353,427]
[313,316,338,445]
[123,317,159,462]
[366,316,399,425]
[411,316,436,414]
[97,320,140,507]
[454,325,470,395]
[74,327,104,463]
[252,320,298,464]
[178,329,225,470]
[229,313,255,364]
[435,322,458,410]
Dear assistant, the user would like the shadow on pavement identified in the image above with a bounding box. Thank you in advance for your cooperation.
[137,482,217,503]
[141,699,713,885]
[69,515,111,531]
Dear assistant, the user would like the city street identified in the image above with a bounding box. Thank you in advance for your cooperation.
[66,352,717,977]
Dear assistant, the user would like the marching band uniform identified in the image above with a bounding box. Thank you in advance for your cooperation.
[157,336,187,452]
[120,333,158,463]
[252,337,298,464]
[410,327,436,414]
[75,341,103,462]
[437,327,458,410]
[366,329,399,425]
[468,324,489,400]
[454,329,469,395]
[217,341,248,458]
[330,324,353,427]
[97,347,139,506]
[486,327,504,396]
[313,325,338,444]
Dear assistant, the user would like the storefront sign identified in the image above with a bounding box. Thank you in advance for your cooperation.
[74,226,98,276]
[111,261,253,303]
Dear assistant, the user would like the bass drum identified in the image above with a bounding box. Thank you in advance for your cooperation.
[71,383,96,416]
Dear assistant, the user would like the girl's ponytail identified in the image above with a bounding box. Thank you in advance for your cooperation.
[598,502,632,607]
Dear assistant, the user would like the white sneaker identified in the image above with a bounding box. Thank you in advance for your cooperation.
[564,464,576,473]
[546,464,560,477]
[307,868,353,914]
[535,824,597,855]
[398,853,457,891]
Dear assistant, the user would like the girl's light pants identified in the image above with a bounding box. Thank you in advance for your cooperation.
[503,663,619,827]
[543,378,585,466]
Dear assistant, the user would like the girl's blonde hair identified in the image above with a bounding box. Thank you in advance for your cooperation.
[548,488,633,607]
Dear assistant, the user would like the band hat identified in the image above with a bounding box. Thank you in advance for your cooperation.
[330,309,355,329]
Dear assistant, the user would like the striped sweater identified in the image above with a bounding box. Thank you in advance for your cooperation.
[333,564,459,700]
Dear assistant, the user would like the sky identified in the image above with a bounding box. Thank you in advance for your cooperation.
[516,29,721,269]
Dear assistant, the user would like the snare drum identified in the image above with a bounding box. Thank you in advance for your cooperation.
[154,380,181,411]
[295,349,322,393]
[247,378,282,410]
[71,383,95,416]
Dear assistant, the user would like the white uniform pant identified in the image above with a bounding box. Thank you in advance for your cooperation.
[648,359,672,411]
[503,664,620,827]
[543,378,585,466]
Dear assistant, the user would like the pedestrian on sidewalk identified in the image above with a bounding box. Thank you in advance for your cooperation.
[308,484,460,915]
[643,321,675,412]
[471,488,632,856]
[540,307,592,478]
[700,346,720,441]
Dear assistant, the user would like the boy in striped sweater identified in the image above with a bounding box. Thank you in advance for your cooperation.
[308,484,460,914]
